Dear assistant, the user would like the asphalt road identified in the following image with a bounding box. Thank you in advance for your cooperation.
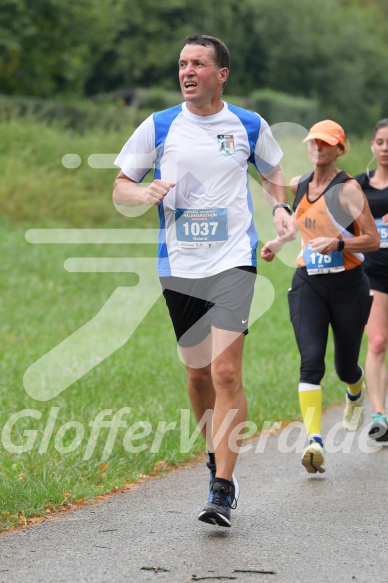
[0,399,387,583]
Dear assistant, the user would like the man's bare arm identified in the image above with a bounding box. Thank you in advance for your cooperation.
[113,172,175,207]
[259,164,296,242]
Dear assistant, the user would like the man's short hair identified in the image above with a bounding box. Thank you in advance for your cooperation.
[183,35,230,70]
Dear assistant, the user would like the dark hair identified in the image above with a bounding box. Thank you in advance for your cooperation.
[372,118,388,138]
[183,35,230,70]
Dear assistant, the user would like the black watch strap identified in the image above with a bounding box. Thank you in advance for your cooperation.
[272,203,292,217]
[337,238,345,251]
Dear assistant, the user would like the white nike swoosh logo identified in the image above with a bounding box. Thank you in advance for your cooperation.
[242,319,248,324]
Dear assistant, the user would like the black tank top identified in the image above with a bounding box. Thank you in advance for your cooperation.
[355,171,388,277]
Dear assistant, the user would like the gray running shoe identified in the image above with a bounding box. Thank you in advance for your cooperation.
[198,481,237,527]
[207,461,240,501]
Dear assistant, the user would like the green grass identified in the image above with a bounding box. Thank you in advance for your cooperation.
[0,115,370,530]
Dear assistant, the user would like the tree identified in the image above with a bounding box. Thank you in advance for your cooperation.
[0,0,119,96]
[1,0,387,135]
[252,0,388,132]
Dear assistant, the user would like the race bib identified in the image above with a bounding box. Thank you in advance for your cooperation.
[375,218,388,248]
[303,243,345,275]
[175,208,228,248]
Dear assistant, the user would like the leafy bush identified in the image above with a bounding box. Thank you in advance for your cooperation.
[0,95,135,132]
[249,89,319,128]
[135,88,182,111]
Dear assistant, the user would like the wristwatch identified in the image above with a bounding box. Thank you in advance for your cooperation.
[272,203,292,217]
[337,238,345,251]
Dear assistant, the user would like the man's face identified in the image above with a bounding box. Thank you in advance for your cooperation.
[178,44,228,109]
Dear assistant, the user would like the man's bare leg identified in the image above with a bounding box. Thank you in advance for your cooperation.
[197,329,246,527]
[180,334,215,449]
[210,329,247,481]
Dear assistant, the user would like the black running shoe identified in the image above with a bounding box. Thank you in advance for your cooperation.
[207,462,240,501]
[198,481,237,527]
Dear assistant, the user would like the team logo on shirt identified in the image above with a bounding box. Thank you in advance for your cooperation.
[305,217,316,229]
[217,134,234,156]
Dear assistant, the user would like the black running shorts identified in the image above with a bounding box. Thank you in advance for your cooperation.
[160,266,257,347]
[366,273,388,295]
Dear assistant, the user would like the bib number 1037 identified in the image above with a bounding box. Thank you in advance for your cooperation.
[182,221,218,237]
[175,208,228,248]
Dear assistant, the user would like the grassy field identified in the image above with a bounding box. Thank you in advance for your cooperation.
[0,114,371,530]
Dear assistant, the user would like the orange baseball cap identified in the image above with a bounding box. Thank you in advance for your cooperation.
[303,120,345,145]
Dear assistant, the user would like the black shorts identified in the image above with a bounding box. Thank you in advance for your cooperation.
[366,273,388,295]
[160,266,257,347]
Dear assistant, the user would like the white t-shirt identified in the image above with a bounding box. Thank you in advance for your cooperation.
[115,101,282,278]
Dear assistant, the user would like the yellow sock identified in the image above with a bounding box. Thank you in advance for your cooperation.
[347,368,364,396]
[299,383,322,436]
